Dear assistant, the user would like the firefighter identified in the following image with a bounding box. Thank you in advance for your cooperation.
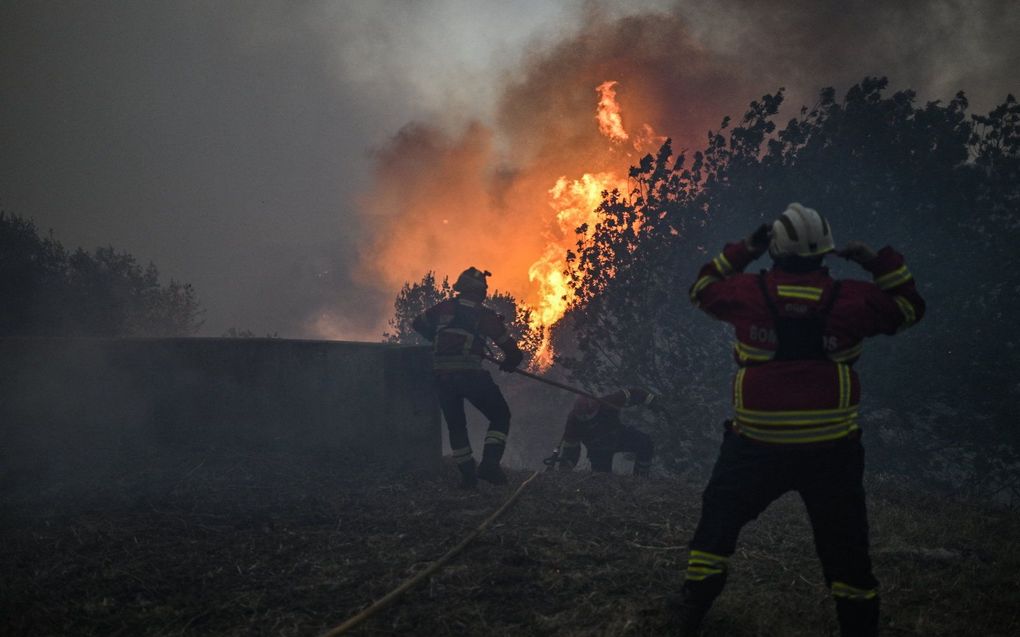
[677,203,925,636]
[412,267,524,488]
[555,388,656,475]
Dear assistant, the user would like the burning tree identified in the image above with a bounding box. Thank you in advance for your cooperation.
[561,78,1020,496]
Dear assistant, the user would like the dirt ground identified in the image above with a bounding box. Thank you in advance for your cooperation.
[2,452,1019,636]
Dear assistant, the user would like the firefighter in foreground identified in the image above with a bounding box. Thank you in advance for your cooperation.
[554,388,656,475]
[677,204,925,636]
[412,267,523,488]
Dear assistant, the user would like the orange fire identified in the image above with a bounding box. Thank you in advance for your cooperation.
[595,80,629,142]
[352,78,657,370]
[527,172,627,369]
[522,81,646,370]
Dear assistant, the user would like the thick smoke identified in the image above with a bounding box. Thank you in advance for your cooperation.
[356,11,740,316]
[353,1,1017,331]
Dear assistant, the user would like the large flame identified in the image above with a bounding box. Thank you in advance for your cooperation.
[522,80,644,370]
[355,78,661,371]
[527,171,627,369]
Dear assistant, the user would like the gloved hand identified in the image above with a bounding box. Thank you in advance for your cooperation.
[836,241,877,265]
[744,223,772,258]
[499,348,524,372]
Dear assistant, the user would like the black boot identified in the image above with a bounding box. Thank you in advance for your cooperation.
[477,443,507,484]
[477,459,507,484]
[671,590,711,636]
[836,597,879,637]
[672,575,724,636]
[457,459,477,489]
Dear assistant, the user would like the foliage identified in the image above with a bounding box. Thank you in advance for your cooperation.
[0,211,203,337]
[560,78,1020,497]
[385,270,543,360]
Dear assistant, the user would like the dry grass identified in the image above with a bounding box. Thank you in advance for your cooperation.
[2,452,1018,636]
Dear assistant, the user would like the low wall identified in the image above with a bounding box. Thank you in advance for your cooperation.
[0,338,439,510]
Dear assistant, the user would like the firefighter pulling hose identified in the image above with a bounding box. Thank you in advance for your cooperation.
[412,267,524,488]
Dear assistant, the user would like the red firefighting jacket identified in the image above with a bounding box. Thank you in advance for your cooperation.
[412,296,521,371]
[689,241,925,444]
[559,388,654,463]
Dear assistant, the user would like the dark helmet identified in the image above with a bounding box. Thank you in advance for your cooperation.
[453,267,491,297]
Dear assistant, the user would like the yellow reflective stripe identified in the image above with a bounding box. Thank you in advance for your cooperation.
[837,363,851,409]
[451,447,474,463]
[713,252,734,275]
[690,549,729,564]
[733,369,746,409]
[485,431,508,445]
[734,341,774,362]
[735,421,860,444]
[686,550,729,580]
[831,581,878,600]
[690,274,721,301]
[776,285,823,301]
[735,405,859,425]
[875,265,912,290]
[828,343,863,362]
[894,295,917,327]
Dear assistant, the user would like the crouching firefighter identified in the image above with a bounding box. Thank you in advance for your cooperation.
[412,267,524,488]
[677,203,926,636]
[554,388,656,476]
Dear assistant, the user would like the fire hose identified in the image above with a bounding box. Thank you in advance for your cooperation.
[481,353,618,409]
[318,470,542,636]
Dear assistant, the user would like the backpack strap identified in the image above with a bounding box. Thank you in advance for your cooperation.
[757,270,779,318]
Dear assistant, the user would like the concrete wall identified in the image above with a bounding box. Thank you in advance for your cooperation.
[0,338,439,508]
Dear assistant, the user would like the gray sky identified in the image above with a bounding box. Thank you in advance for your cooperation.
[2,0,1016,339]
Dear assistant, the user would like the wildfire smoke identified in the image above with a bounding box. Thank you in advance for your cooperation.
[352,11,755,365]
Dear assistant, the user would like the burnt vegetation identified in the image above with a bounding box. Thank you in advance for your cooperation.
[2,459,1018,636]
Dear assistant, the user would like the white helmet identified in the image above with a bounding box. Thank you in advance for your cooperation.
[769,203,835,259]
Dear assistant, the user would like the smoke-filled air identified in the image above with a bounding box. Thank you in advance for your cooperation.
[2,1,1019,636]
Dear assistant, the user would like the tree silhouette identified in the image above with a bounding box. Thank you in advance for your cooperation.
[0,211,203,337]
[560,78,1019,497]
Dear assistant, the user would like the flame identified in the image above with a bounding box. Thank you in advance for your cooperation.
[526,172,627,369]
[595,81,629,142]
[354,79,656,372]
[523,80,640,370]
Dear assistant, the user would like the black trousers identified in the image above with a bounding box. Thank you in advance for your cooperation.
[587,426,654,473]
[435,370,511,463]
[687,428,877,603]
